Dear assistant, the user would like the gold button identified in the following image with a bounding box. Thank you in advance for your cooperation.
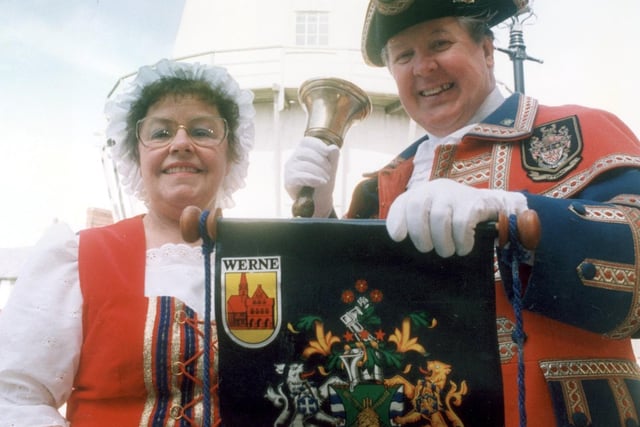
[170,405,183,419]
[175,310,187,324]
[172,361,184,376]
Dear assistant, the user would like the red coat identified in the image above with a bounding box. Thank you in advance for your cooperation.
[347,94,640,427]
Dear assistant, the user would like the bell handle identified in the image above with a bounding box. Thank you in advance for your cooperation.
[292,186,316,218]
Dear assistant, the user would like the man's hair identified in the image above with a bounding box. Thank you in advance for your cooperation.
[380,15,495,67]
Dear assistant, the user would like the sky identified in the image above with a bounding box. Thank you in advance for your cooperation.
[1,0,185,247]
[491,0,640,133]
[1,0,640,248]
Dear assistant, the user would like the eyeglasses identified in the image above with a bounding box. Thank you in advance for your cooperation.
[136,116,228,148]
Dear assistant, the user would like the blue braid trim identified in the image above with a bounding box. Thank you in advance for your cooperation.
[199,210,215,427]
[501,214,528,427]
[152,297,172,426]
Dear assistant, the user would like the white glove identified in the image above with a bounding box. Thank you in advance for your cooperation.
[284,136,340,217]
[386,178,528,257]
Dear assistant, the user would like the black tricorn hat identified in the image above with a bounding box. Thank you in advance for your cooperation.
[362,0,529,66]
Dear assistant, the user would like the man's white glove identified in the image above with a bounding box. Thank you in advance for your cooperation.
[386,178,528,257]
[284,136,340,217]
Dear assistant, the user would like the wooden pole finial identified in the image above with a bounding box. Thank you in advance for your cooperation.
[180,206,220,243]
[497,209,541,250]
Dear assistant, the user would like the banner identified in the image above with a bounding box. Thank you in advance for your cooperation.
[215,218,503,426]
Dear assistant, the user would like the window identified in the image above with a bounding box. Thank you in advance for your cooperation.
[295,11,329,46]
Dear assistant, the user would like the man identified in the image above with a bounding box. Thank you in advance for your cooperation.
[285,1,640,425]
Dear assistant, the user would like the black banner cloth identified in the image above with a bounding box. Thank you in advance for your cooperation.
[214,218,504,426]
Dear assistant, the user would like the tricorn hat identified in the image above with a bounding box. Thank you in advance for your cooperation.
[362,0,529,66]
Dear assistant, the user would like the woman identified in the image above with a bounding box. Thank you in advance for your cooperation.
[0,59,255,426]
[285,1,640,426]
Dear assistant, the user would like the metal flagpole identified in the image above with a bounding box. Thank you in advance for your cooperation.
[496,7,543,94]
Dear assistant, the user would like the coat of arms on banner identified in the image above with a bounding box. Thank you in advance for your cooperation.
[263,278,470,427]
[215,219,504,427]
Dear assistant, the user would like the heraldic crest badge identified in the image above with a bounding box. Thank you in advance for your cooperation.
[521,116,583,181]
[215,219,504,426]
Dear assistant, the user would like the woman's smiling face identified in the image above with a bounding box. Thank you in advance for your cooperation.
[138,94,230,220]
[386,17,496,137]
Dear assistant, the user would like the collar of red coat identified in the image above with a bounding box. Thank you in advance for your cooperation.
[376,93,538,174]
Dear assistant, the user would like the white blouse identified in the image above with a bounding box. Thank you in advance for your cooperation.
[0,222,211,426]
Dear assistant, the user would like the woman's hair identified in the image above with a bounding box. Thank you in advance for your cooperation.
[124,77,241,164]
[380,14,495,67]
